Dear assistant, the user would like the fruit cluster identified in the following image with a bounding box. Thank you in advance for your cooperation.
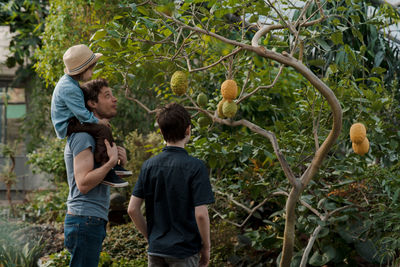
[217,80,239,118]
[169,71,240,123]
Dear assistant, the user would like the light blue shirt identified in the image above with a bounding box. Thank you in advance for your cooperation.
[51,74,98,139]
[65,132,110,221]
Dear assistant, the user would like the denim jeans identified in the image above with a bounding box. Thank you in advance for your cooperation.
[64,213,107,267]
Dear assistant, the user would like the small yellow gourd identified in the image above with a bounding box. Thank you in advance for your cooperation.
[221,80,238,100]
[350,123,366,144]
[352,137,369,156]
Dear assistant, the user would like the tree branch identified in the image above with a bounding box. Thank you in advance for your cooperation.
[300,205,353,267]
[213,190,271,228]
[124,85,159,114]
[188,48,242,73]
[237,64,285,104]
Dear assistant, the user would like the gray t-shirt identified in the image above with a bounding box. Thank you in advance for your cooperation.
[64,132,110,221]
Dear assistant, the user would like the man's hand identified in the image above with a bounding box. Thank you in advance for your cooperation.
[98,118,111,128]
[104,139,118,166]
[199,245,210,267]
[117,146,127,166]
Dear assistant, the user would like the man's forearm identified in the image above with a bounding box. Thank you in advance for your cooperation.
[74,148,115,194]
[82,161,114,187]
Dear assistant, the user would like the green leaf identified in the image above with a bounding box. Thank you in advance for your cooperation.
[315,38,331,51]
[374,50,385,67]
[137,6,150,16]
[351,28,363,42]
[369,77,381,83]
[90,29,107,41]
[355,240,377,263]
[309,251,328,266]
[331,31,344,45]
[371,67,386,74]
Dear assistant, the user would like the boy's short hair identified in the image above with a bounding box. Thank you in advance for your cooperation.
[70,62,96,81]
[157,103,191,143]
[81,78,108,110]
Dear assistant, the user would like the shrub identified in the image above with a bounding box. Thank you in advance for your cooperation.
[102,222,147,262]
[27,137,67,184]
[123,130,163,184]
[42,249,145,267]
[13,183,68,223]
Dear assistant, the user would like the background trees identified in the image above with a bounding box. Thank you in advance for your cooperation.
[9,0,400,266]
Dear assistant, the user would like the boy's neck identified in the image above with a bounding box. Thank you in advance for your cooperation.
[166,139,187,148]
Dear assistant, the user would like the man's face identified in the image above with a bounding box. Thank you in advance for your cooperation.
[91,86,117,119]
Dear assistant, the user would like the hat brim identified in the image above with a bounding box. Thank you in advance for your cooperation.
[64,53,103,76]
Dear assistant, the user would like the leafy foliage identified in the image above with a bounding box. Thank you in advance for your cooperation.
[0,0,52,151]
[41,249,145,267]
[13,184,68,224]
[27,138,67,184]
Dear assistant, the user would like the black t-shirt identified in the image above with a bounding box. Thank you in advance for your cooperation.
[132,146,215,259]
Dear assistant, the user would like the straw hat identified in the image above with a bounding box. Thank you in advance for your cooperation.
[63,44,102,75]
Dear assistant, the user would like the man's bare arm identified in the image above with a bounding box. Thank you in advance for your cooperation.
[74,139,118,194]
[127,196,148,240]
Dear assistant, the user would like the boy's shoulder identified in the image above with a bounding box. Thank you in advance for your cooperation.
[55,74,80,92]
[144,149,205,168]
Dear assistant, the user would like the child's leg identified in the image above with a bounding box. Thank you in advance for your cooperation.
[67,117,129,187]
[67,117,112,164]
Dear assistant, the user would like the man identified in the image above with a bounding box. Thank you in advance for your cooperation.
[128,103,215,267]
[63,78,127,266]
[51,44,128,187]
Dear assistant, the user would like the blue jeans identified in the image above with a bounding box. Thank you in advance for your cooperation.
[64,213,107,267]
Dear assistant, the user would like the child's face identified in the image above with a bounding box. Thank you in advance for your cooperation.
[81,67,94,82]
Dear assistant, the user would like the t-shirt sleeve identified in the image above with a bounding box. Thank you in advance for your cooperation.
[132,164,146,199]
[191,161,215,206]
[68,133,96,157]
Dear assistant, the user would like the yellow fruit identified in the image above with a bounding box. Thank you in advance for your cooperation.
[350,123,366,144]
[222,100,238,118]
[217,99,226,118]
[352,137,369,156]
[221,80,238,100]
[170,71,188,96]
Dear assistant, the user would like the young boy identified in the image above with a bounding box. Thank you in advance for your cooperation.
[128,103,215,267]
[51,44,130,187]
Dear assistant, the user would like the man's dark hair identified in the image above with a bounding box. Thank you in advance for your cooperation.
[80,78,108,110]
[70,62,96,81]
[157,103,191,143]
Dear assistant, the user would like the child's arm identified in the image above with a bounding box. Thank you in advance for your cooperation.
[195,205,211,267]
[128,196,148,240]
[64,86,98,124]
